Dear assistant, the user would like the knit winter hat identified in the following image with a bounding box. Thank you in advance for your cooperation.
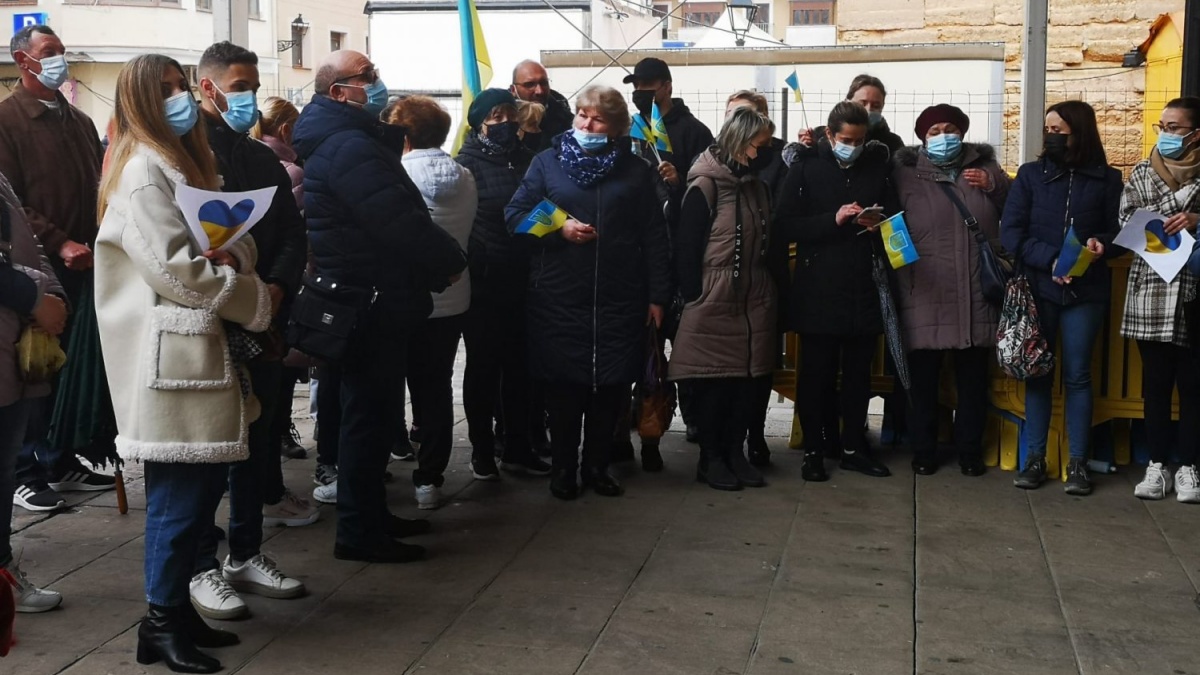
[468,88,517,128]
[914,104,970,141]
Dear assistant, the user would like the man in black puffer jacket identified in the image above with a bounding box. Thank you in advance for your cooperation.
[293,50,466,564]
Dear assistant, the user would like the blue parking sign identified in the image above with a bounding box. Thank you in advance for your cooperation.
[13,13,49,35]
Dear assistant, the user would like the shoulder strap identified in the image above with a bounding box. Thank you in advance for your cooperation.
[937,181,987,245]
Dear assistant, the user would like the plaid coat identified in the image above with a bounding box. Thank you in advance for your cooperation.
[1118,159,1200,346]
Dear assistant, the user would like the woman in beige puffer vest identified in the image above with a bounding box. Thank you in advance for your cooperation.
[670,108,779,491]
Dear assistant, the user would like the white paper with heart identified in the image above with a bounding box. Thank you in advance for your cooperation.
[175,184,278,252]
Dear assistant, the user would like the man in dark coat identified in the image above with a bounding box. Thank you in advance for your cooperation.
[293,50,466,564]
[510,60,573,152]
[185,42,312,622]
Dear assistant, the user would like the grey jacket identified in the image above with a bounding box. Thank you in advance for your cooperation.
[1,172,63,408]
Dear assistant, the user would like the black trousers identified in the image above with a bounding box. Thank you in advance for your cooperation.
[462,286,535,462]
[408,315,465,486]
[545,383,627,474]
[690,377,765,454]
[797,334,877,455]
[907,348,990,464]
[315,365,341,468]
[747,376,774,441]
[1137,340,1200,466]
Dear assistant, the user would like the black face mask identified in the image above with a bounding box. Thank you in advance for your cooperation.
[522,131,543,149]
[748,146,776,174]
[631,90,657,119]
[481,121,520,153]
[1043,133,1070,164]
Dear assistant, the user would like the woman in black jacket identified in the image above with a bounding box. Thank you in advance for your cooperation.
[1000,101,1122,496]
[455,88,549,481]
[506,85,671,500]
[776,101,897,483]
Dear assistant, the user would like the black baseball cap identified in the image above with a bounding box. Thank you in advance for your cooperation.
[622,57,672,85]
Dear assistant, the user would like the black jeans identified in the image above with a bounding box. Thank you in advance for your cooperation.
[462,285,535,462]
[907,348,990,464]
[1137,340,1200,466]
[544,383,627,474]
[690,377,764,453]
[335,305,413,549]
[797,334,877,455]
[315,365,342,468]
[747,376,774,442]
[195,359,282,571]
[408,315,464,487]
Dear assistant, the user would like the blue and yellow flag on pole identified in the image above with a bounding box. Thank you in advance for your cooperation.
[650,102,672,154]
[516,199,570,238]
[1052,225,1096,277]
[785,69,802,103]
[453,0,492,155]
[879,212,919,269]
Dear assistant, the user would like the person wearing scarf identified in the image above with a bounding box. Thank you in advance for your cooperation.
[1120,97,1200,504]
[505,85,671,501]
[892,104,1011,478]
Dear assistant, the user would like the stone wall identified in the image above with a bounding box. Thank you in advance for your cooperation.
[835,0,1184,172]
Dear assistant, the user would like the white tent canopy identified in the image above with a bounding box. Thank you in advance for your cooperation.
[687,22,784,49]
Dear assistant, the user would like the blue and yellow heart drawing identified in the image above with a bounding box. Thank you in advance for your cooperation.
[199,199,256,249]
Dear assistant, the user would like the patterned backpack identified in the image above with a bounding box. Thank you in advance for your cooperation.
[995,274,1055,380]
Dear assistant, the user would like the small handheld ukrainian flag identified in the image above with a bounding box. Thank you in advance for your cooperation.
[650,102,672,154]
[785,69,802,103]
[631,114,652,143]
[516,199,570,238]
[1052,225,1096,277]
[879,212,919,269]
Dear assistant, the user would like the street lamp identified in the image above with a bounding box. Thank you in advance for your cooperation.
[726,0,758,47]
[277,14,310,53]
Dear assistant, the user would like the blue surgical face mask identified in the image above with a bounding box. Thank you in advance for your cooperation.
[573,129,610,152]
[164,91,199,137]
[213,83,259,134]
[926,133,963,163]
[337,78,390,117]
[832,141,864,164]
[868,111,883,128]
[26,53,69,91]
[1157,130,1191,160]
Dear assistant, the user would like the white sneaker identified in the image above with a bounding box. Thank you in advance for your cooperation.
[312,482,337,505]
[223,554,305,599]
[262,490,320,527]
[189,568,247,620]
[1134,462,1174,500]
[415,485,441,510]
[3,561,62,613]
[1175,465,1200,504]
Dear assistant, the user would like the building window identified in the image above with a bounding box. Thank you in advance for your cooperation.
[64,0,182,6]
[249,0,260,19]
[754,4,770,32]
[195,0,210,10]
[0,0,42,6]
[682,2,724,28]
[331,31,345,52]
[790,1,834,25]
[653,4,670,40]
[291,23,306,68]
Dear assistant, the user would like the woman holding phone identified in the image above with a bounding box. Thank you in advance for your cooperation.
[776,101,897,482]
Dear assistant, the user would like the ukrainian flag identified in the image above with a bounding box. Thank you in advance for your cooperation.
[631,114,652,143]
[1052,226,1095,277]
[651,102,672,154]
[879,212,919,269]
[453,0,492,155]
[516,199,570,238]
[785,69,802,103]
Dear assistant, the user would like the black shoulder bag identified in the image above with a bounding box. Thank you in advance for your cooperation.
[285,274,376,365]
[938,182,1012,305]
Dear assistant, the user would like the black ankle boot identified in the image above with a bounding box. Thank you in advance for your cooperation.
[801,451,829,482]
[582,467,624,496]
[137,605,221,674]
[550,469,579,500]
[747,435,771,468]
[702,444,741,491]
[181,601,239,648]
[727,446,766,488]
[640,442,664,472]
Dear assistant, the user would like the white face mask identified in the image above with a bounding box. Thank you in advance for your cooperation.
[26,53,70,91]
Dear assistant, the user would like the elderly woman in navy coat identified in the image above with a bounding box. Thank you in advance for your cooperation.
[506,85,671,501]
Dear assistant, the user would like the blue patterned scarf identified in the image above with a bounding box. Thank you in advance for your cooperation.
[558,133,621,188]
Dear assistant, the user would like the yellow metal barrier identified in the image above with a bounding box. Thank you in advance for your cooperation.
[774,256,1169,476]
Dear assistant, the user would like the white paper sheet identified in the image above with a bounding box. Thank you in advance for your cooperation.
[1112,208,1195,283]
[175,184,278,252]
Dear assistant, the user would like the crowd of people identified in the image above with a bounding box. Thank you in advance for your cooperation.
[2,22,1200,673]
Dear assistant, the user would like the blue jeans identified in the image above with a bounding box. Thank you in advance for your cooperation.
[143,461,226,606]
[194,360,282,573]
[1023,300,1106,460]
[14,396,63,485]
[0,398,34,566]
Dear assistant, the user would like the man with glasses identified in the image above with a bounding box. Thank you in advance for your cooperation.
[292,51,466,564]
[509,60,572,152]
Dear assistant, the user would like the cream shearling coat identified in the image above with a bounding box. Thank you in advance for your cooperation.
[94,147,272,464]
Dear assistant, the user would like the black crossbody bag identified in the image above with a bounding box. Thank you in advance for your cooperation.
[938,182,1012,304]
[285,274,376,365]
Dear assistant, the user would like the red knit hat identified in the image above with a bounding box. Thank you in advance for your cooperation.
[915,104,970,141]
